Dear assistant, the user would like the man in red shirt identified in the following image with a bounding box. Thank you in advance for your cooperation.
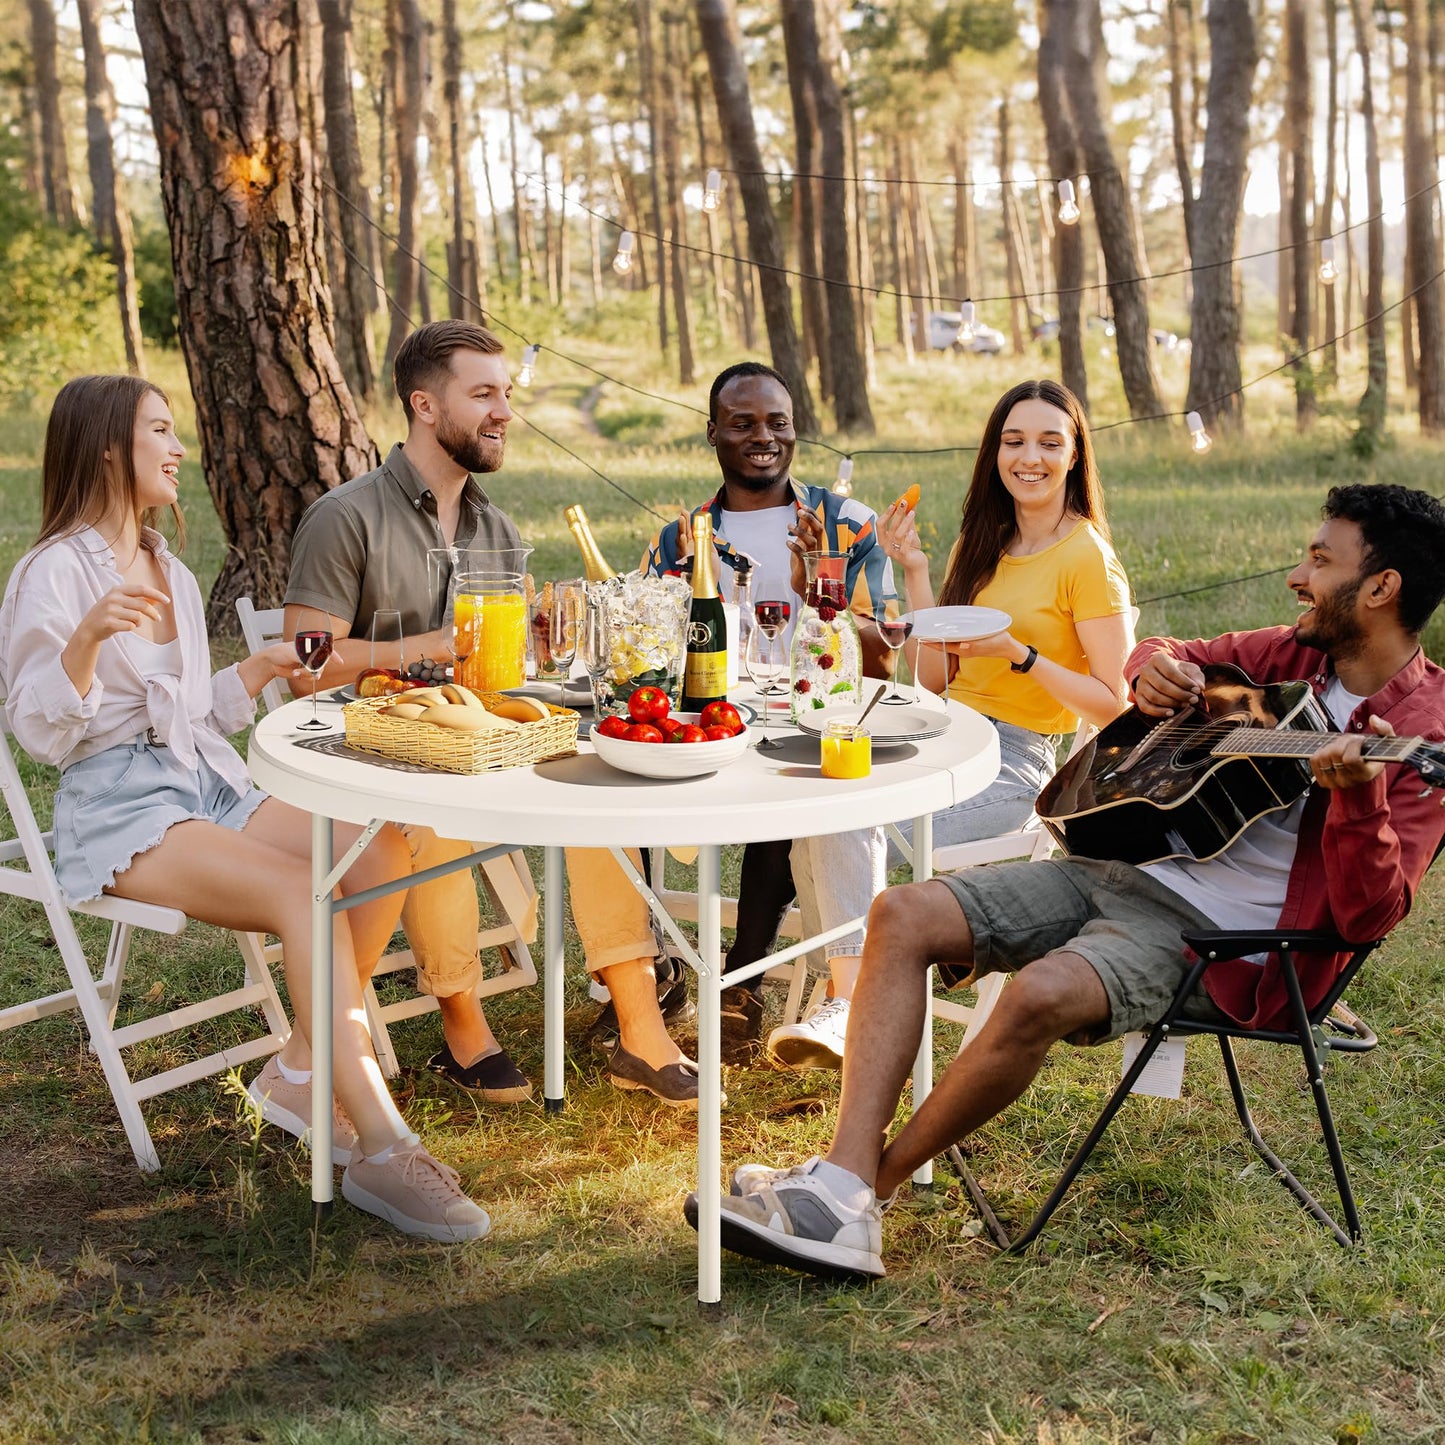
[693,483,1445,1279]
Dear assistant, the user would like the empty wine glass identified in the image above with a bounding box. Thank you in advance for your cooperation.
[744,623,784,751]
[578,598,611,714]
[548,579,586,709]
[293,608,334,729]
[873,611,915,704]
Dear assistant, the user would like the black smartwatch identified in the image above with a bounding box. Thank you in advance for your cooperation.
[1010,644,1039,674]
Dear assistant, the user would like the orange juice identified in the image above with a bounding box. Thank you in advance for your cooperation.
[475,591,528,690]
[820,720,871,779]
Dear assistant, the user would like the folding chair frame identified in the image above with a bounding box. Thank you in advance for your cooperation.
[0,719,291,1172]
[951,927,1384,1252]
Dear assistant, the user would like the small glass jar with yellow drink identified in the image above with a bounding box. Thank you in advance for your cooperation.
[820,717,871,779]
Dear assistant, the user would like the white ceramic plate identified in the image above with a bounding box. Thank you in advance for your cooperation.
[590,722,751,779]
[507,678,595,707]
[794,704,952,749]
[908,606,1012,643]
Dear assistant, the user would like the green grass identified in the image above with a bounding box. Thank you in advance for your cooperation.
[2,336,1445,1442]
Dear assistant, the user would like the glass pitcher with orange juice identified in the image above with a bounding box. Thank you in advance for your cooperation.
[454,576,528,691]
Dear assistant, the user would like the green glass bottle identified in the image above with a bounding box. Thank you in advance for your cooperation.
[680,513,728,711]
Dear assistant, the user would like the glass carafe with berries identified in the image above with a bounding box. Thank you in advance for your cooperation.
[789,550,862,723]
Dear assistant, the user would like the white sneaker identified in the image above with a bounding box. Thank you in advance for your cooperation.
[342,1138,491,1243]
[687,1156,883,1279]
[767,996,851,1070]
[246,1056,358,1167]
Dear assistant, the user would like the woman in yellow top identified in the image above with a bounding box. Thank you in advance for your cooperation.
[881,377,1135,847]
[764,379,1134,1073]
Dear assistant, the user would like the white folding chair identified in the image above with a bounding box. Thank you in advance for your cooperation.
[236,597,539,1076]
[0,714,292,1171]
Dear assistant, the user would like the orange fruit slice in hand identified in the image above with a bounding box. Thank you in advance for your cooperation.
[896,484,921,513]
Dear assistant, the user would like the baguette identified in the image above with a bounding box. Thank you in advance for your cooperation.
[421,703,520,733]
[382,701,428,720]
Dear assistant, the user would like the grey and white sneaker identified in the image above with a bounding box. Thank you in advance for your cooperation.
[731,1157,900,1212]
[686,1156,884,1279]
[766,996,851,1070]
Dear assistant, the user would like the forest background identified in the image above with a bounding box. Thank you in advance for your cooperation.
[2,2,1445,1442]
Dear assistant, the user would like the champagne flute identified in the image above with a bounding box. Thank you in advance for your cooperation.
[751,593,791,696]
[549,579,586,709]
[293,609,334,729]
[744,623,783,751]
[578,598,611,715]
[874,611,915,704]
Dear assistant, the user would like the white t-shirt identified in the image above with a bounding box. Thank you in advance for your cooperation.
[717,504,801,649]
[1144,676,1366,941]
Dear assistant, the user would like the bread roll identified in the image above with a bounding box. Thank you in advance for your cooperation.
[421,703,520,733]
[405,686,449,707]
[383,701,428,720]
[489,696,551,724]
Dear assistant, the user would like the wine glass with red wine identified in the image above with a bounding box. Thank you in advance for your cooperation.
[874,611,914,705]
[293,610,335,730]
[750,596,791,696]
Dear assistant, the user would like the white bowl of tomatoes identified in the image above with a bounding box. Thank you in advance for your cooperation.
[590,692,750,780]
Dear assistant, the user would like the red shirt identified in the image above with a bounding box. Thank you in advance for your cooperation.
[1127,627,1445,1029]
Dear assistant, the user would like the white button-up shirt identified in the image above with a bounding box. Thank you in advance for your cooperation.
[1,526,256,795]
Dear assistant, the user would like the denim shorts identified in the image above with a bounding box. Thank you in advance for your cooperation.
[888,717,1060,866]
[933,856,1231,1043]
[54,740,268,905]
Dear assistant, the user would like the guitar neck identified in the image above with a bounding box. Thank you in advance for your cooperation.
[1213,729,1421,763]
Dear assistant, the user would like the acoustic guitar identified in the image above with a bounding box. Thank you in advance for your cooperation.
[1035,663,1445,866]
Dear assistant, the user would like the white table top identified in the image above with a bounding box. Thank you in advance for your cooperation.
[248,694,1000,847]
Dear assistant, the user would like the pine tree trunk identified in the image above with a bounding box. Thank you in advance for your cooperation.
[502,31,533,304]
[781,0,828,398]
[1183,0,1256,433]
[480,132,507,289]
[660,9,695,386]
[1165,0,1196,260]
[950,132,972,299]
[724,182,756,349]
[904,143,930,365]
[811,0,872,433]
[441,0,483,321]
[636,0,670,360]
[1348,0,1387,439]
[886,139,913,361]
[27,0,79,226]
[1037,11,1087,408]
[75,0,144,377]
[1054,0,1163,421]
[846,93,876,386]
[695,0,819,435]
[1285,0,1315,428]
[1319,0,1340,387]
[132,0,377,628]
[383,0,423,367]
[690,61,731,341]
[318,0,378,404]
[998,100,1026,356]
[1403,0,1445,430]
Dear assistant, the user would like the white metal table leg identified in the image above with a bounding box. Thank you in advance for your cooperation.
[696,842,723,1309]
[910,811,934,1189]
[543,845,566,1113]
[311,811,335,1221]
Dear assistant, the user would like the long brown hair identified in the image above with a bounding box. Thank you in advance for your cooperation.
[937,379,1106,607]
[35,375,186,554]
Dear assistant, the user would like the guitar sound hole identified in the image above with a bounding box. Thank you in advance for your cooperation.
[1170,710,1264,770]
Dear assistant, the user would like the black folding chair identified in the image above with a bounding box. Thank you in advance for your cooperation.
[951,926,1387,1252]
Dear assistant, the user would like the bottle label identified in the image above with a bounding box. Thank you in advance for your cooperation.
[684,650,728,697]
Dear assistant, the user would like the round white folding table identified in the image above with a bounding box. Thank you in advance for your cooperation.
[248,695,999,1305]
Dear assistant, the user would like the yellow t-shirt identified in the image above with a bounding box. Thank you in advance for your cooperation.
[945,520,1131,735]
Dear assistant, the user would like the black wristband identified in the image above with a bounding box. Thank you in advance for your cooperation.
[1010,644,1039,674]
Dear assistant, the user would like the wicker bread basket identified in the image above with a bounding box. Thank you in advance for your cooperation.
[342,692,579,774]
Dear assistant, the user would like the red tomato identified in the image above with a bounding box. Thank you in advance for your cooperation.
[703,725,734,742]
[699,701,743,735]
[669,724,708,743]
[658,715,684,738]
[595,715,631,740]
[627,686,672,724]
[624,722,666,743]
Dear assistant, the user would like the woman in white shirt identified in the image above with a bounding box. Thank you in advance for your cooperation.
[1,375,489,1242]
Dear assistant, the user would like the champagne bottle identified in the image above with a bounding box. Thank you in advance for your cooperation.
[680,513,729,711]
[564,505,618,582]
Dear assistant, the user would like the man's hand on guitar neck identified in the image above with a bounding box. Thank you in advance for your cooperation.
[1311,715,1395,792]
[1133,653,1205,717]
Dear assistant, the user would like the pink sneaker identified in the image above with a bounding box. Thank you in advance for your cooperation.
[246,1056,358,1166]
[342,1138,492,1242]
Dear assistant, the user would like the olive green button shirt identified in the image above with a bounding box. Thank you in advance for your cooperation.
[285,442,524,640]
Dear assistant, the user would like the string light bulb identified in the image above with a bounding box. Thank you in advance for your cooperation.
[833,456,854,497]
[959,300,976,345]
[517,343,539,387]
[702,169,721,212]
[1185,410,1213,456]
[1056,178,1080,226]
[1319,238,1338,286]
[612,231,636,275]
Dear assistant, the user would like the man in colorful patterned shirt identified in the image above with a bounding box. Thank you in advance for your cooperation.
[642,362,898,1064]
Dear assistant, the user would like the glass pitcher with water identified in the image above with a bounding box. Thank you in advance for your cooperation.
[789,549,862,723]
